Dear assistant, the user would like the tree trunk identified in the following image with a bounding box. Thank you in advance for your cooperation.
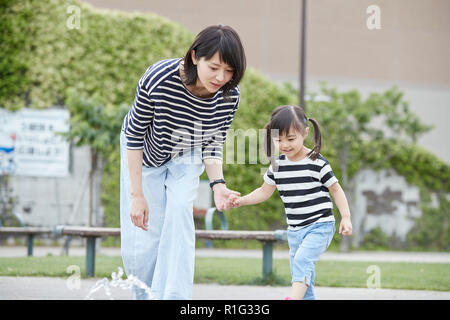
[89,149,105,253]
[89,149,105,228]
[89,149,105,227]
[339,144,351,252]
[93,157,106,227]
[88,150,96,227]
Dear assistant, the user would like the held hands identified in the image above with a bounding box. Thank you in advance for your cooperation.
[228,193,242,208]
[213,184,240,211]
[130,184,241,230]
[339,216,353,236]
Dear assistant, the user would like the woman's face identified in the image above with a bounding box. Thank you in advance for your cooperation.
[191,51,234,94]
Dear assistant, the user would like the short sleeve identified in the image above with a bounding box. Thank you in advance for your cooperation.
[123,83,155,150]
[320,160,338,188]
[263,165,276,185]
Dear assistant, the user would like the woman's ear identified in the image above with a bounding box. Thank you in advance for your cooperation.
[191,50,197,65]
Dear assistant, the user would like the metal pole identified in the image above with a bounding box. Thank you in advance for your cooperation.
[262,241,273,278]
[300,0,307,110]
[27,234,34,257]
[204,207,229,248]
[86,237,96,277]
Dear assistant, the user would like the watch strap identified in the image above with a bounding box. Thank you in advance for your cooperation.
[209,179,226,189]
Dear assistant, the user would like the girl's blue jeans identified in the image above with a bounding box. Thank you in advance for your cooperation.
[287,221,335,300]
[120,132,204,300]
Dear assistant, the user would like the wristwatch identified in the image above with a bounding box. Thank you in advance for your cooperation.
[209,179,226,190]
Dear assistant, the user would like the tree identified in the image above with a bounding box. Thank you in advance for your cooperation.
[307,83,432,251]
[61,90,128,227]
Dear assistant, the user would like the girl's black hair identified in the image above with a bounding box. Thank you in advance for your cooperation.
[264,105,322,162]
[182,25,246,98]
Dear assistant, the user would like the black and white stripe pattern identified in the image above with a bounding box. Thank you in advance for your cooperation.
[122,59,240,167]
[264,154,338,229]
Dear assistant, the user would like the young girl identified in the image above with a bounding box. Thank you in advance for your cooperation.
[229,105,352,300]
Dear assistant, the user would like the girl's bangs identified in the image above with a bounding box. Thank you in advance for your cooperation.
[270,115,303,138]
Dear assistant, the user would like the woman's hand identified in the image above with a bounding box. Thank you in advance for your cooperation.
[130,194,149,231]
[213,184,240,211]
[339,216,352,236]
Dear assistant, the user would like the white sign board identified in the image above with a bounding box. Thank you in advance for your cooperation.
[0,108,70,177]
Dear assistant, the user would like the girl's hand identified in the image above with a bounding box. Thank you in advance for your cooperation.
[228,193,241,208]
[339,216,352,236]
[130,194,149,231]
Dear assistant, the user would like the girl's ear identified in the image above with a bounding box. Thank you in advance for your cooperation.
[303,126,309,138]
[191,50,198,65]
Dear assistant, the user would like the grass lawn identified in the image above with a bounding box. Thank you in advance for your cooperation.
[0,255,448,291]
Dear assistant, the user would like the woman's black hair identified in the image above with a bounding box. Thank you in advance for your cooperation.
[264,105,322,162]
[182,25,246,98]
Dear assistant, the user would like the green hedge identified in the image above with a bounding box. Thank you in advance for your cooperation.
[2,0,448,249]
[0,0,33,109]
[0,0,193,110]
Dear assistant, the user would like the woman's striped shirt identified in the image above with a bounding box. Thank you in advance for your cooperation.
[264,154,338,230]
[121,58,240,167]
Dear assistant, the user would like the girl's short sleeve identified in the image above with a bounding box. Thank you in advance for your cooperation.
[263,165,276,186]
[320,160,338,188]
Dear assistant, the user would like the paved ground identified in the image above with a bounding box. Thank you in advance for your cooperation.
[2,246,450,263]
[0,246,449,300]
[1,276,449,300]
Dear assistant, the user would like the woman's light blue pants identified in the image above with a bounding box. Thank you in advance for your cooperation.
[120,132,204,300]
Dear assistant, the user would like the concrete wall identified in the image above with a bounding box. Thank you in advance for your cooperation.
[83,0,449,83]
[10,145,91,227]
[350,169,423,246]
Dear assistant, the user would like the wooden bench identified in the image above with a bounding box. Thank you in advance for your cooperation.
[0,227,52,256]
[55,226,288,278]
[0,226,288,279]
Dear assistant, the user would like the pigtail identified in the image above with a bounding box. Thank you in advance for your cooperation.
[263,122,272,160]
[307,117,322,160]
[263,122,279,172]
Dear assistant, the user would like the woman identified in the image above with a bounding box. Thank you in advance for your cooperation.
[120,25,246,300]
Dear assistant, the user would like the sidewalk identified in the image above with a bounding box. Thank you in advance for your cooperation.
[1,245,450,263]
[1,276,449,300]
[1,246,449,300]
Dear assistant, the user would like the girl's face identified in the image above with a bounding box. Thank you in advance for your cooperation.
[191,51,234,95]
[273,126,309,161]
